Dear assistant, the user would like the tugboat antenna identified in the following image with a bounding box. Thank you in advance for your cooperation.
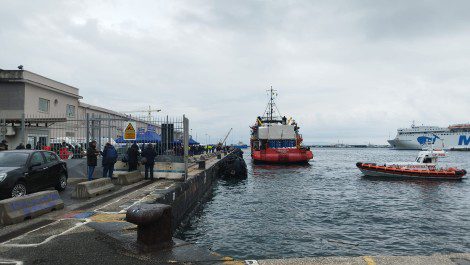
[265,85,279,123]
[270,86,274,122]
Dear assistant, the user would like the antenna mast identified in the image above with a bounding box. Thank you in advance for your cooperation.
[269,86,274,121]
[262,86,281,123]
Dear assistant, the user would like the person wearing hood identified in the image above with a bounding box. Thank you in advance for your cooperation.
[127,142,139,171]
[142,143,157,180]
[101,143,118,179]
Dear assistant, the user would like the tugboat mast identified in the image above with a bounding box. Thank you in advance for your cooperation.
[269,86,275,122]
[265,86,280,123]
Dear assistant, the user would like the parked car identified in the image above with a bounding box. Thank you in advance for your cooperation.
[0,150,68,199]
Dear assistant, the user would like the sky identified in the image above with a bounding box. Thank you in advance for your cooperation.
[1,0,470,145]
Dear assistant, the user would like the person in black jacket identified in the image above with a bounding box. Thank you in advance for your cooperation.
[101,143,118,179]
[127,143,139,172]
[87,140,99,180]
[142,143,157,180]
[0,140,8,151]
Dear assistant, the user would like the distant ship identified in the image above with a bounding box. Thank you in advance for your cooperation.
[250,87,313,164]
[232,142,248,149]
[388,122,470,150]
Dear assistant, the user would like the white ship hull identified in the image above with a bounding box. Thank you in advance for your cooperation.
[388,128,470,150]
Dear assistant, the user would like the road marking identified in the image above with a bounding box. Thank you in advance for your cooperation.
[363,256,376,265]
[93,181,163,214]
[89,213,126,223]
[1,219,90,248]
[0,260,23,265]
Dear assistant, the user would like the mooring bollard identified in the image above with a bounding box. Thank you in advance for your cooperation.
[126,203,173,249]
[198,160,206,169]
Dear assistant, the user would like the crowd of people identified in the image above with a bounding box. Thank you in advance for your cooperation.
[1,138,232,182]
[86,141,162,181]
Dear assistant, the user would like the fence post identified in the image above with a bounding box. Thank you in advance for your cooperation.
[0,117,5,141]
[183,115,189,180]
[107,114,111,143]
[166,115,169,152]
[86,113,90,148]
[98,114,102,149]
[20,113,26,144]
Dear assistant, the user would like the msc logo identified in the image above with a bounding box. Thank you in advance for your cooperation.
[417,134,440,145]
[458,135,470,145]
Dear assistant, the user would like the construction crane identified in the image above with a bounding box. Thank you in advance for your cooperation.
[121,106,161,120]
[219,128,233,146]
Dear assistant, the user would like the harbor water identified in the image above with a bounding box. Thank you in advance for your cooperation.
[177,148,470,260]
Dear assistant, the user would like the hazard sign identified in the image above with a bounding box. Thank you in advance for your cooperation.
[124,122,137,140]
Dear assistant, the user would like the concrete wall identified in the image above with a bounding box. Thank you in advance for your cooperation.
[24,83,79,117]
[0,83,25,118]
[151,155,232,231]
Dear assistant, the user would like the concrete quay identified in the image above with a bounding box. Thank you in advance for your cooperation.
[254,253,470,265]
[0,151,238,264]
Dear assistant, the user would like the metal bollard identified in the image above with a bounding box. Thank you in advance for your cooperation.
[198,160,206,169]
[126,203,172,249]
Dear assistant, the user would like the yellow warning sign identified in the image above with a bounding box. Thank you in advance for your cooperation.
[124,122,136,140]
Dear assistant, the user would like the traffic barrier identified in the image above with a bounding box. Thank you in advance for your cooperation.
[155,162,185,181]
[115,170,143,185]
[0,190,64,225]
[72,178,115,198]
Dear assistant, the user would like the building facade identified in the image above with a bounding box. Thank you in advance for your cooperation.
[0,69,157,149]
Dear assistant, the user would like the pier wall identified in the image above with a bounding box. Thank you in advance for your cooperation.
[147,153,229,230]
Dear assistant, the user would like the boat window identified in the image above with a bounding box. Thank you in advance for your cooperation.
[423,157,432,163]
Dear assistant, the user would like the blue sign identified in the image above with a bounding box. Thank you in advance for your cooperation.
[417,134,440,145]
[458,135,470,146]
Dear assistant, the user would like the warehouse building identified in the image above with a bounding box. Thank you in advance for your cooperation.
[0,69,155,149]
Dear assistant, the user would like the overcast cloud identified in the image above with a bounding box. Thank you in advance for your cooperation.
[1,0,470,144]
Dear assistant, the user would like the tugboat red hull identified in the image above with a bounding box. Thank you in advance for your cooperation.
[252,148,313,164]
[356,162,467,180]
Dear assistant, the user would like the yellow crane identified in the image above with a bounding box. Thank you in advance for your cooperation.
[121,106,161,120]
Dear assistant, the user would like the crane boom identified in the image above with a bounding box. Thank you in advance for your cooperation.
[220,128,233,145]
[120,106,161,119]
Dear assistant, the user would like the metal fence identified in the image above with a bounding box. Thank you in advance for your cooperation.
[0,113,189,161]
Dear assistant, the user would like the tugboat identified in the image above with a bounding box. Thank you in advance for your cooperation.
[356,149,467,180]
[250,87,313,164]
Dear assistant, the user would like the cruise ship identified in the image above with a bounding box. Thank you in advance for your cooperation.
[388,122,470,150]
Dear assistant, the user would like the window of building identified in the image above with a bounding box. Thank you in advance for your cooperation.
[66,104,76,118]
[39,98,50,113]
